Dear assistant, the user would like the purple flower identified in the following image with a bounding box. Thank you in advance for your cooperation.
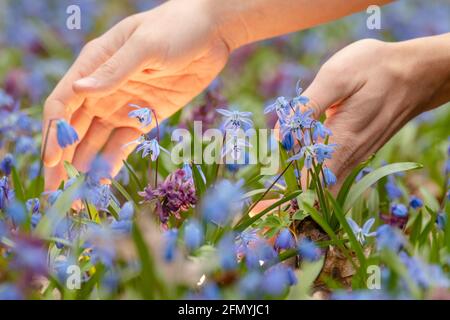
[183,219,204,251]
[0,154,14,175]
[139,169,196,226]
[298,238,321,261]
[128,104,152,128]
[274,228,296,249]
[409,196,423,209]
[56,119,79,148]
[391,203,408,218]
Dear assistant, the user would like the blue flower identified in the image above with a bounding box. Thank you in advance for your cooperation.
[7,201,26,225]
[391,203,408,218]
[202,180,244,226]
[281,131,294,151]
[409,196,423,209]
[216,108,253,131]
[238,271,263,298]
[128,104,152,128]
[245,240,278,269]
[26,198,40,213]
[314,143,337,163]
[356,167,373,182]
[312,121,332,141]
[264,96,291,119]
[262,265,291,296]
[0,176,14,210]
[298,238,321,261]
[0,154,14,175]
[163,228,178,262]
[0,284,22,300]
[274,228,296,249]
[280,107,313,143]
[376,224,405,252]
[183,219,204,251]
[15,136,38,155]
[292,81,310,107]
[347,217,376,245]
[87,156,111,183]
[133,137,167,161]
[47,189,62,205]
[56,119,79,148]
[323,167,337,186]
[217,233,238,270]
[110,202,134,233]
[222,135,252,162]
[436,212,447,231]
[385,176,403,200]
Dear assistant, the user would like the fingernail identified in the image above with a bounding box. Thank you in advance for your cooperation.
[75,77,98,88]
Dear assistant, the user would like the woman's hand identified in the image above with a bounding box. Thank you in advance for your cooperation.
[303,35,450,187]
[43,0,230,190]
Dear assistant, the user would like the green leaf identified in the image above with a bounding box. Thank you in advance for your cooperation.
[280,146,298,192]
[63,161,80,178]
[234,190,301,232]
[11,166,25,202]
[123,160,144,190]
[327,192,366,267]
[111,179,136,205]
[336,156,374,206]
[343,162,422,212]
[191,163,206,197]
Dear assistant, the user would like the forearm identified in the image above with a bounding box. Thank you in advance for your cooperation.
[204,0,393,50]
[397,33,450,114]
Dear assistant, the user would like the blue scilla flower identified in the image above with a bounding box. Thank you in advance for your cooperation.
[47,189,62,205]
[216,108,253,131]
[184,219,204,251]
[202,180,244,226]
[0,284,22,300]
[376,224,405,252]
[0,176,14,210]
[0,154,14,175]
[110,202,134,233]
[245,240,278,269]
[409,196,423,209]
[280,108,313,143]
[26,198,40,214]
[264,96,291,120]
[15,136,38,155]
[262,265,291,296]
[13,238,48,275]
[312,121,332,141]
[87,156,111,184]
[298,238,321,261]
[222,135,252,162]
[391,203,408,218]
[385,176,403,200]
[56,119,79,148]
[236,228,260,255]
[323,167,337,186]
[356,167,373,182]
[218,233,238,270]
[183,162,206,183]
[274,228,296,249]
[292,81,310,107]
[28,161,40,180]
[314,143,337,164]
[347,217,376,245]
[7,201,26,225]
[436,212,447,231]
[128,104,152,128]
[238,271,263,298]
[281,131,294,151]
[163,228,178,263]
[132,136,168,161]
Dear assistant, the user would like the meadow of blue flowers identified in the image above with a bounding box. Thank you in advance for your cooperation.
[0,0,449,300]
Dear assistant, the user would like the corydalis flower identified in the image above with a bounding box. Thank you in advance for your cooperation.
[347,217,376,245]
[128,104,152,128]
[139,169,196,226]
[56,119,78,148]
[216,108,253,131]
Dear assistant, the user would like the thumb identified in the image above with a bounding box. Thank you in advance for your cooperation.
[73,38,146,96]
[302,64,353,119]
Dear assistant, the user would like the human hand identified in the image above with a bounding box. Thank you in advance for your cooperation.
[43,0,230,190]
[302,36,450,188]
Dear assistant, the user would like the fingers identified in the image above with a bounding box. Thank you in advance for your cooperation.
[72,118,115,173]
[73,35,147,97]
[302,64,354,119]
[44,162,67,192]
[101,127,142,178]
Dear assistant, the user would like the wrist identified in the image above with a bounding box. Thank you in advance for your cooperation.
[394,34,450,113]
